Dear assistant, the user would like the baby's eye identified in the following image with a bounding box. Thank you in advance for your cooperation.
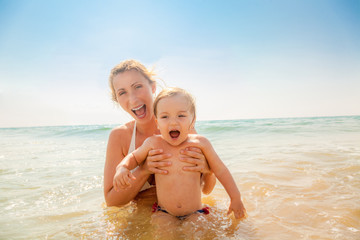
[161,116,168,119]
[178,115,186,118]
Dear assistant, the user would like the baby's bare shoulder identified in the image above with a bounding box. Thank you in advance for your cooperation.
[187,134,211,146]
[143,135,163,148]
[146,134,163,142]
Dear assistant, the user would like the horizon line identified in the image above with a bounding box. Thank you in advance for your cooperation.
[1,114,359,129]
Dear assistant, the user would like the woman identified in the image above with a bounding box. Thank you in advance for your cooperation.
[104,59,216,206]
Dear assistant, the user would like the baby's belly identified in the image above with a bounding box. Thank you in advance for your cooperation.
[156,172,202,216]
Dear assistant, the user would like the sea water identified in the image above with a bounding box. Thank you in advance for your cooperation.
[0,116,359,239]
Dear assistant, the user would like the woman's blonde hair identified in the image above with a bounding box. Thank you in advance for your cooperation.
[109,59,156,102]
[153,87,196,121]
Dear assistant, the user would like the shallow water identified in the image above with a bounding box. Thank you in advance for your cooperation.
[1,116,359,239]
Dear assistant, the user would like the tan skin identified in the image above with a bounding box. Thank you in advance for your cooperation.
[104,70,216,206]
[114,93,246,219]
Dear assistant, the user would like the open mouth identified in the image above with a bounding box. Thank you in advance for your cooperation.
[132,104,146,118]
[169,130,180,139]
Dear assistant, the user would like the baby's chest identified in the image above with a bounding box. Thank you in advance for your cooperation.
[168,157,191,171]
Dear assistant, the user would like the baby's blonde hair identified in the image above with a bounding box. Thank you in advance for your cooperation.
[153,87,196,121]
[109,59,156,102]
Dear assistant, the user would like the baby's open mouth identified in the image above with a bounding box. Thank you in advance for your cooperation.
[169,130,180,139]
[132,104,146,118]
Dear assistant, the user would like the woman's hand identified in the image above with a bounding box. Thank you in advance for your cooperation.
[142,149,172,174]
[179,147,216,194]
[179,147,211,174]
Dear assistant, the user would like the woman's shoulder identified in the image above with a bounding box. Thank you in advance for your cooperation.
[110,121,134,133]
[108,121,135,143]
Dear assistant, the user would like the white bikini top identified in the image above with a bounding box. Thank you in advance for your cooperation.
[128,121,137,154]
[128,121,153,192]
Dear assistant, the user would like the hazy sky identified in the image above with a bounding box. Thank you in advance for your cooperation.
[0,0,359,127]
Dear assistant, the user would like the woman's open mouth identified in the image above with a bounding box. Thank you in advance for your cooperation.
[169,130,180,139]
[132,104,146,119]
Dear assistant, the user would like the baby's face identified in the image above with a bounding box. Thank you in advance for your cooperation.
[155,94,194,146]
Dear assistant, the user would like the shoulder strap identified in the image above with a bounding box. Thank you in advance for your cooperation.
[128,121,136,154]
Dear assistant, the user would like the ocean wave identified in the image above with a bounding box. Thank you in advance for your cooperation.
[196,116,360,136]
[48,125,114,138]
[0,125,114,139]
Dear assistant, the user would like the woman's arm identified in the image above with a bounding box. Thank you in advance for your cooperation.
[201,172,217,195]
[118,138,152,169]
[180,128,216,194]
[104,128,151,206]
[113,139,154,191]
[179,147,216,194]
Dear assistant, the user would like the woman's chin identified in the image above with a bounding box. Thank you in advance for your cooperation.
[133,112,152,122]
[136,113,146,119]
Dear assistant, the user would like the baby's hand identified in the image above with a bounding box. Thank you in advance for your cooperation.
[113,166,136,192]
[227,198,247,220]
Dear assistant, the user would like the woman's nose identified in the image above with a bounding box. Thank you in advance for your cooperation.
[129,92,138,105]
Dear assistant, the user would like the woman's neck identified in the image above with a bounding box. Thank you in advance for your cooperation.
[135,116,159,137]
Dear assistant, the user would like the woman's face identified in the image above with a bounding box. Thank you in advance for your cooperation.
[112,70,156,122]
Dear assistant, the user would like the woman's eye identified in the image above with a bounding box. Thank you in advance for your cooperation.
[135,84,142,89]
[118,91,126,96]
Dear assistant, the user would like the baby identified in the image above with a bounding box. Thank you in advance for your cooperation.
[113,87,246,219]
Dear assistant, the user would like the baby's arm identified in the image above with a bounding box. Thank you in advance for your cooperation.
[113,138,153,191]
[200,136,246,219]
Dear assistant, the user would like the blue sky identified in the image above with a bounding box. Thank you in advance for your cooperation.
[0,0,359,127]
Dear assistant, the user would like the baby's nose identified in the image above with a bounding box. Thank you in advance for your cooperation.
[169,117,178,125]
